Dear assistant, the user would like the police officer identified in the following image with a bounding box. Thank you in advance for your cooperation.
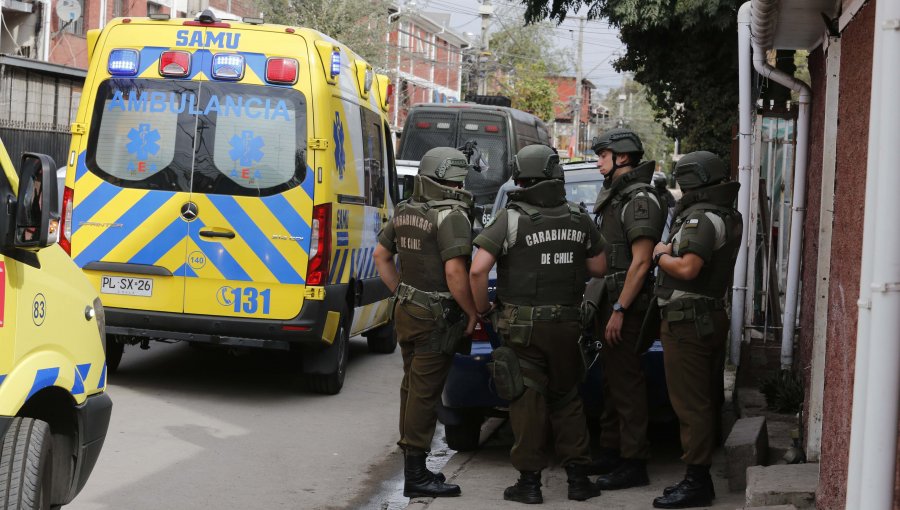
[470,144,606,504]
[649,151,742,508]
[586,128,666,490]
[373,147,479,498]
[654,171,677,241]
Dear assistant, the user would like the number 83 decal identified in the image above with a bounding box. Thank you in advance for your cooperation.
[216,286,271,314]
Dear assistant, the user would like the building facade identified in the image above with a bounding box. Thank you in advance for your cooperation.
[549,75,595,159]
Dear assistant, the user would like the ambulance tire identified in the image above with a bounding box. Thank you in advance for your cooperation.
[105,335,124,373]
[306,314,350,395]
[365,323,397,354]
[0,417,53,510]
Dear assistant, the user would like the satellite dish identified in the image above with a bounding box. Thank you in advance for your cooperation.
[56,0,82,23]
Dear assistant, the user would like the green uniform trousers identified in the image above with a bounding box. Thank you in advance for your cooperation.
[598,303,651,460]
[506,320,592,472]
[660,309,729,466]
[395,301,454,454]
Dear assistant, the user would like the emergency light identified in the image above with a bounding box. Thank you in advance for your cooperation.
[159,51,190,77]
[108,49,139,76]
[212,54,245,80]
[330,50,341,77]
[265,58,298,85]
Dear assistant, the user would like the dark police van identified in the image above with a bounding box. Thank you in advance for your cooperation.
[396,102,551,213]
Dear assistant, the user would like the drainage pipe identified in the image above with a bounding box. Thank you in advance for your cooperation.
[847,0,900,507]
[751,0,811,369]
[730,2,753,366]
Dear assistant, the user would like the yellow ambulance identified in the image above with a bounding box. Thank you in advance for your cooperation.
[62,10,399,394]
[0,137,111,508]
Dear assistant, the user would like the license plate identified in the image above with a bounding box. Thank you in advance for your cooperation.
[101,276,153,297]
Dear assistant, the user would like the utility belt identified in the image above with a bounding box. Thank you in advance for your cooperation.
[660,297,727,338]
[395,282,467,355]
[493,303,582,347]
[603,270,654,311]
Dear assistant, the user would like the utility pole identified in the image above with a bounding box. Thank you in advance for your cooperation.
[477,0,492,95]
[570,16,584,158]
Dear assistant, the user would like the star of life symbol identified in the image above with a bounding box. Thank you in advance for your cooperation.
[333,112,346,179]
[228,131,265,166]
[126,124,161,160]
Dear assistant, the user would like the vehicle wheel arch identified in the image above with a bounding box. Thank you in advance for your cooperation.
[19,386,80,506]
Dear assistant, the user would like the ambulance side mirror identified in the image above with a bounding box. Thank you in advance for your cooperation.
[15,153,60,250]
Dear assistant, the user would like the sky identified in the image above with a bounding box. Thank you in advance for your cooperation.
[400,0,625,95]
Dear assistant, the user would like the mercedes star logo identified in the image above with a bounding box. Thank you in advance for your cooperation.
[181,202,199,221]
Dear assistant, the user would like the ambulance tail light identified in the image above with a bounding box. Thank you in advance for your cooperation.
[266,58,298,85]
[159,51,191,77]
[306,203,331,286]
[59,186,74,254]
[108,49,139,76]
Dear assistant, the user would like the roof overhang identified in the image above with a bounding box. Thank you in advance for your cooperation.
[754,0,841,50]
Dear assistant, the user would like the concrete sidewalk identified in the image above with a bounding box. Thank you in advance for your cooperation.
[406,419,745,510]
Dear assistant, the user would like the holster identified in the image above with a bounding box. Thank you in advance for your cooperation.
[636,298,661,354]
[660,298,726,338]
[488,346,550,402]
[396,283,465,355]
[494,304,582,347]
[583,277,607,340]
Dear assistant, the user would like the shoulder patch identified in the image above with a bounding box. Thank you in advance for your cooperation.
[684,218,700,228]
[633,196,650,220]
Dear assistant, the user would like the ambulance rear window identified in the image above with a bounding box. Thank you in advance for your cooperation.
[86,79,307,197]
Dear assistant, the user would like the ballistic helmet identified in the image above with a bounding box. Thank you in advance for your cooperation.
[512,144,563,181]
[674,151,728,190]
[418,147,470,183]
[652,172,668,192]
[591,128,644,160]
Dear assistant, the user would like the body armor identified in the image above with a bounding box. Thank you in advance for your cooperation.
[496,180,589,307]
[593,161,661,273]
[393,175,473,292]
[655,182,742,299]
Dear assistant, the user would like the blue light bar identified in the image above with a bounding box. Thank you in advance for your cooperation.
[108,49,139,76]
[330,50,341,77]
[212,53,245,80]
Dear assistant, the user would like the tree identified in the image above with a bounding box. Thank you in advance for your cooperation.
[519,0,741,160]
[499,62,558,121]
[255,0,394,68]
[601,78,674,169]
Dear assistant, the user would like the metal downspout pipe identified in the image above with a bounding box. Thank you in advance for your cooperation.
[730,2,753,366]
[846,0,900,506]
[750,0,811,369]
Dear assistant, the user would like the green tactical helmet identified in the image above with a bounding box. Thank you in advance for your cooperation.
[674,151,728,190]
[512,144,563,181]
[591,128,644,160]
[418,147,470,183]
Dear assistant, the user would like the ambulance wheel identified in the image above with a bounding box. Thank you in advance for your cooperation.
[0,417,53,510]
[105,335,124,373]
[307,316,350,395]
[365,323,397,354]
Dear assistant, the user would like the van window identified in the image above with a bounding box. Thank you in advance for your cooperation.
[397,110,457,160]
[87,79,307,197]
[360,107,385,207]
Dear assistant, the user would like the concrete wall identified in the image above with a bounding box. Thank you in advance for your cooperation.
[815,2,874,508]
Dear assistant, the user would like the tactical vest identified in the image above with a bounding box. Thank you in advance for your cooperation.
[655,182,743,299]
[497,180,589,307]
[593,161,661,273]
[394,175,473,292]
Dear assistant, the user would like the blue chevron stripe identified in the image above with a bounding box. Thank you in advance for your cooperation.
[336,248,350,283]
[188,219,251,281]
[328,249,342,283]
[27,367,59,400]
[128,216,187,266]
[207,196,303,284]
[0,374,6,385]
[75,151,87,181]
[301,165,315,197]
[72,181,123,237]
[72,366,85,395]
[74,191,173,266]
[98,365,106,389]
[262,194,310,252]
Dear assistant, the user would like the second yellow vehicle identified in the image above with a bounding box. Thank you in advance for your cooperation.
[62,11,400,394]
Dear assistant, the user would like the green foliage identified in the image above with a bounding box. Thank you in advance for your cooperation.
[759,370,803,414]
[519,0,742,159]
[500,62,558,122]
[255,0,393,68]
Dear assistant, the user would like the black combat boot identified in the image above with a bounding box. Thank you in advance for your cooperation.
[596,458,650,490]
[565,463,603,501]
[403,452,461,498]
[652,464,714,508]
[585,447,622,475]
[503,470,543,504]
